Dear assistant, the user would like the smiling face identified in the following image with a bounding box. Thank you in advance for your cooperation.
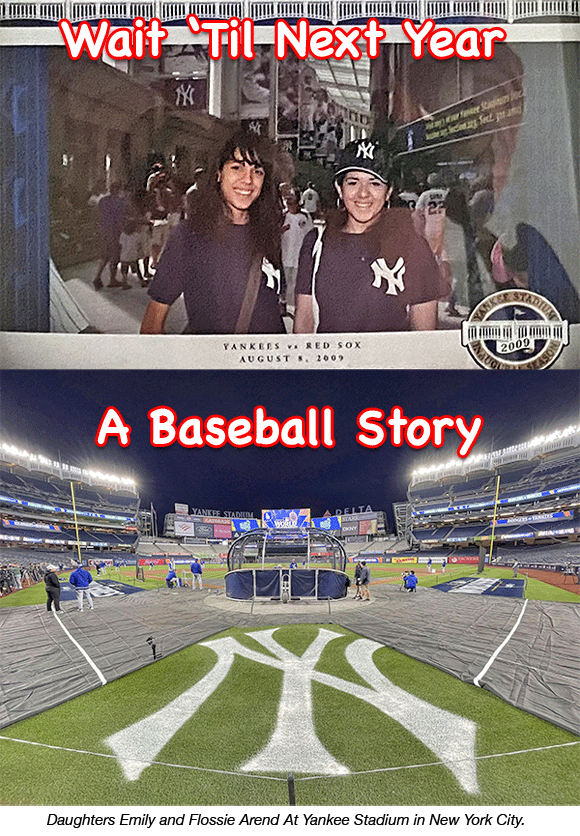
[218,149,266,224]
[336,170,391,233]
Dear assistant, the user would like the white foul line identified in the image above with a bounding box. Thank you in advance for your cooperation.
[53,611,107,686]
[473,598,528,688]
[1,734,578,782]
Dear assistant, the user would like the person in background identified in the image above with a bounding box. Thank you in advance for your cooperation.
[93,182,129,291]
[281,190,314,316]
[119,217,145,288]
[301,181,320,216]
[359,561,371,601]
[44,565,62,613]
[69,563,94,611]
[353,560,363,599]
[406,571,418,593]
[190,558,203,589]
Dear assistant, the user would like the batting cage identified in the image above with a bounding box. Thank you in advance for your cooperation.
[225,527,348,601]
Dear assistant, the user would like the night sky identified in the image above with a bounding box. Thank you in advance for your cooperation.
[1,370,578,527]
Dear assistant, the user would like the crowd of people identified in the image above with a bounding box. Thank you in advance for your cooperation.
[0,561,59,595]
[393,167,580,322]
[91,164,186,293]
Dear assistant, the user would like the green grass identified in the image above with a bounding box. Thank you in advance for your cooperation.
[3,562,577,609]
[1,624,578,807]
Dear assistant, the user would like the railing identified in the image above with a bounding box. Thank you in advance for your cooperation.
[1,0,580,21]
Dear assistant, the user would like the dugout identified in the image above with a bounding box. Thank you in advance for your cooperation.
[225,527,348,601]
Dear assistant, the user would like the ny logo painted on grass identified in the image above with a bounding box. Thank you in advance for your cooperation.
[105,629,478,793]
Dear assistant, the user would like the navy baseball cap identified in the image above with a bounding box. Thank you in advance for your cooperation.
[335,140,390,184]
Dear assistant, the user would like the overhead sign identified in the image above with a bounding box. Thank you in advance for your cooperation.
[262,509,311,529]
[312,515,341,531]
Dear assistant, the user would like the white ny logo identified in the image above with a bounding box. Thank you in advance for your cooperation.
[356,141,375,160]
[174,83,196,107]
[371,257,406,295]
[105,629,478,793]
[262,258,281,293]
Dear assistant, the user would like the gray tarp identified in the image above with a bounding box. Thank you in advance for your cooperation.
[1,584,578,735]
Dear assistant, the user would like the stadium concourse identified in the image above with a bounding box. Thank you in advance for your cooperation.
[1,572,579,740]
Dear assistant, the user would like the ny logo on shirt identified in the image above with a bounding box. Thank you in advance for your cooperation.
[370,257,406,295]
[262,258,281,293]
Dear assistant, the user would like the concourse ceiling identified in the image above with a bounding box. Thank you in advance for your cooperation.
[306,54,371,114]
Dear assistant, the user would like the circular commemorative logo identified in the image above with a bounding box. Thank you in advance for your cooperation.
[461,290,569,370]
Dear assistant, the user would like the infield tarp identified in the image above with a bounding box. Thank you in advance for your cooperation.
[432,577,526,597]
[0,585,578,735]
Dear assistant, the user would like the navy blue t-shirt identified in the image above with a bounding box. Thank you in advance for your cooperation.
[295,209,446,332]
[148,222,285,334]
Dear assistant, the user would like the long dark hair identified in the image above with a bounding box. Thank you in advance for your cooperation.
[188,125,293,267]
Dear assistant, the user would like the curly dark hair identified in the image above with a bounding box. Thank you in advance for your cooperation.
[187,125,294,267]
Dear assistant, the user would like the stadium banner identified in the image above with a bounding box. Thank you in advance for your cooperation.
[214,523,233,539]
[496,510,573,526]
[312,515,341,531]
[416,482,580,517]
[194,522,214,538]
[176,513,234,539]
[262,508,311,528]
[341,512,378,522]
[232,518,261,533]
[2,518,61,530]
[177,514,225,525]
[500,526,575,539]
[392,556,418,564]
[174,503,189,514]
[449,555,487,564]
[391,77,523,157]
[348,555,382,563]
[138,558,165,565]
[174,518,195,536]
[341,521,359,536]
[0,493,134,523]
[359,518,378,535]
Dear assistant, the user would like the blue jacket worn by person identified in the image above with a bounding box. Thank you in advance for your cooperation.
[190,561,202,575]
[406,573,418,591]
[69,566,93,588]
[166,569,178,587]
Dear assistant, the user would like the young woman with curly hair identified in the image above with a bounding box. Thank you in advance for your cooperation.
[141,126,292,335]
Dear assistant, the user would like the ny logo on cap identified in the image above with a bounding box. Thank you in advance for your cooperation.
[356,141,375,160]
